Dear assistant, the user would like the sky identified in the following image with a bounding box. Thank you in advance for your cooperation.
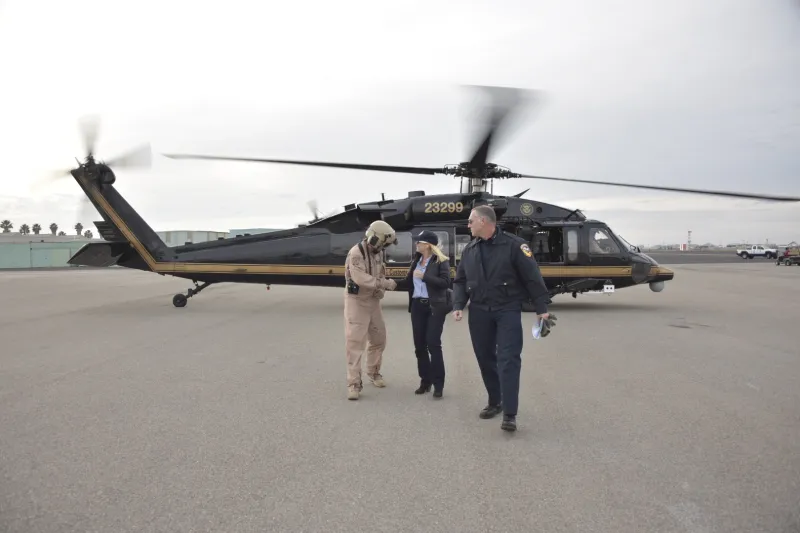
[1,0,798,246]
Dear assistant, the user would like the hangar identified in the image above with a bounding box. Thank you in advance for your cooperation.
[0,227,281,269]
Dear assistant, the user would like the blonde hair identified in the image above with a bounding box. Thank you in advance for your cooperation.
[420,242,448,263]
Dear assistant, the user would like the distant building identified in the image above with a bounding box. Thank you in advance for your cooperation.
[1,227,285,270]
[227,228,281,238]
[155,228,282,246]
[155,230,229,246]
[0,233,94,269]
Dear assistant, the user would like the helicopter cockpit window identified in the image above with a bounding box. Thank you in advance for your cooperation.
[616,233,638,252]
[386,232,413,263]
[589,228,620,255]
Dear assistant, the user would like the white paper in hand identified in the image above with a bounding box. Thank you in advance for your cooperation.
[531,317,544,340]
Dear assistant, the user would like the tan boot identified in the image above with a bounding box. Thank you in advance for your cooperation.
[347,385,360,400]
[368,373,386,388]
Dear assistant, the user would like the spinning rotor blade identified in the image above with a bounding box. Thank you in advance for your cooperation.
[34,143,153,189]
[105,143,152,169]
[307,199,321,219]
[518,174,800,202]
[464,85,534,172]
[162,153,441,175]
[79,114,100,157]
[161,85,537,178]
[32,117,152,226]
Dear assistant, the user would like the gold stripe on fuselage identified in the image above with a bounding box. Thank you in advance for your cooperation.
[83,178,672,279]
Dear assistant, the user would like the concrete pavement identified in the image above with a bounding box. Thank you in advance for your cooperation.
[1,264,798,532]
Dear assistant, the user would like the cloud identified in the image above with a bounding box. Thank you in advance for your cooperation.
[556,194,800,214]
[1,0,799,245]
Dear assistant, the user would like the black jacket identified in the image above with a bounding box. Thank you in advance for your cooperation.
[453,228,550,314]
[406,253,453,313]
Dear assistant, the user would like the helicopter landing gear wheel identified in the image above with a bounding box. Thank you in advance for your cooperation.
[172,281,214,308]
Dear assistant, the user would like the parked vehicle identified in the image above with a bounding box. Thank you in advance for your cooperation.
[776,247,800,266]
[737,244,778,259]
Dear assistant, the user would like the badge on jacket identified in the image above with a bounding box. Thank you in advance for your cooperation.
[521,243,532,257]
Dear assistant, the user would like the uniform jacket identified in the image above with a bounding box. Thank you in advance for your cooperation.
[405,252,453,313]
[345,241,392,300]
[453,228,550,314]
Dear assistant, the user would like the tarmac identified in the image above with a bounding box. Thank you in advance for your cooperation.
[1,252,798,533]
[642,249,761,265]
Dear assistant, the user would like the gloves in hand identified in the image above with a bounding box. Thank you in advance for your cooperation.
[540,313,558,337]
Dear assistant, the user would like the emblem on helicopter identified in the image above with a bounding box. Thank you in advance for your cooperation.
[520,203,534,216]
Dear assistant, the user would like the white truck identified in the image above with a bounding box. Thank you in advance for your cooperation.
[736,245,778,259]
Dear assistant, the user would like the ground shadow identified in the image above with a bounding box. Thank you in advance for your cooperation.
[546,301,661,313]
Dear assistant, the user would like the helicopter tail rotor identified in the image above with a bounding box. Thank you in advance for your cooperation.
[31,116,154,231]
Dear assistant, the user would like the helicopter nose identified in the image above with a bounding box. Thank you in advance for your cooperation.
[648,264,675,281]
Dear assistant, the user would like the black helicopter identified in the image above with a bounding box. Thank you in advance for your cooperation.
[63,86,800,308]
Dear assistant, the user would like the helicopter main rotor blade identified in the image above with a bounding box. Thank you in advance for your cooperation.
[162,153,442,175]
[105,143,152,170]
[464,85,535,172]
[518,173,800,202]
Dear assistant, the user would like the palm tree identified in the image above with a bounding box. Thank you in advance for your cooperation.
[1,220,12,233]
[32,223,41,235]
[19,224,30,235]
[83,230,93,239]
[75,222,83,236]
[49,223,58,235]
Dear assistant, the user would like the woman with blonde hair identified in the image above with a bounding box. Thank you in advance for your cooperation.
[405,230,453,398]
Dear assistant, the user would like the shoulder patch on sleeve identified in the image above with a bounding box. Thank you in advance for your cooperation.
[520,243,532,257]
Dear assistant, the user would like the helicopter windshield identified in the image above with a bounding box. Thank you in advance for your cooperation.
[614,232,638,252]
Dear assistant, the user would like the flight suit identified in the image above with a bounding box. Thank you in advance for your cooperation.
[344,241,396,396]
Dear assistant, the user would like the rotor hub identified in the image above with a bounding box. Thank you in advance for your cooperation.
[444,162,522,193]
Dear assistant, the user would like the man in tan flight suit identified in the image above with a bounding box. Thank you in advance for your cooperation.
[343,220,398,400]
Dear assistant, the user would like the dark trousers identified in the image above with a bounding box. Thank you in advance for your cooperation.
[410,298,447,390]
[467,305,524,416]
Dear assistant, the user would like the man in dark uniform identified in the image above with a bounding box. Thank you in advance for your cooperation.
[452,204,550,432]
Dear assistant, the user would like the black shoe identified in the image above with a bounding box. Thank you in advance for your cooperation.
[415,381,431,394]
[432,389,443,399]
[479,404,503,419]
[501,415,517,432]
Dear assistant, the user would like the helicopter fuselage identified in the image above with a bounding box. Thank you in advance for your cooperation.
[68,180,674,304]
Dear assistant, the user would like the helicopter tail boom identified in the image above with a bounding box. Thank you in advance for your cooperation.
[68,166,169,272]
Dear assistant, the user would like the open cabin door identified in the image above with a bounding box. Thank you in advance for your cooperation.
[385,227,456,277]
[384,230,414,277]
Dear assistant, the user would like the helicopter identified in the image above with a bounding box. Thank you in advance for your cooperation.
[61,86,800,309]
